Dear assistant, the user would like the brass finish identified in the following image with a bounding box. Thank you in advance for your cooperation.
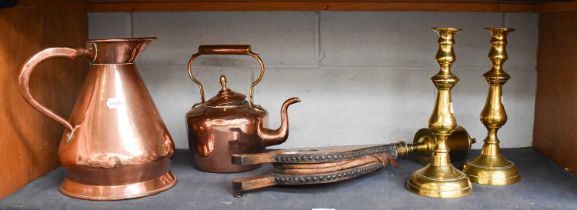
[18,38,176,200]
[411,126,476,165]
[406,28,472,199]
[186,45,300,173]
[463,28,520,185]
[231,133,474,195]
[187,45,263,104]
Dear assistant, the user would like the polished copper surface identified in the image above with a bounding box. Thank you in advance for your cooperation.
[186,45,300,173]
[18,38,176,200]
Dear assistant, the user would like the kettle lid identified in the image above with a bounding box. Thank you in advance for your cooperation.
[204,75,247,107]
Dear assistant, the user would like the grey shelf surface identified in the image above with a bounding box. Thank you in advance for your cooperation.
[1,148,577,210]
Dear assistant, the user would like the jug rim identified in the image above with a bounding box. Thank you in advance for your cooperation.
[87,37,157,43]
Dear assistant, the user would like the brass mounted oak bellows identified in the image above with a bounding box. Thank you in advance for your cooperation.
[185,45,300,173]
[230,127,475,196]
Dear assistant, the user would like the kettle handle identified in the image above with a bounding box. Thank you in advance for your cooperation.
[19,47,88,142]
[187,45,265,104]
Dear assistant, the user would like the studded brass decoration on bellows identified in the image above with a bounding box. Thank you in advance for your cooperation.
[272,145,397,163]
[273,160,386,185]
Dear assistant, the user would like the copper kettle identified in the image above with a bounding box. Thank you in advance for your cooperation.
[18,38,176,200]
[186,45,300,173]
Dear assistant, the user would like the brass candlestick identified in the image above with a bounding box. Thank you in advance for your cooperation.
[406,28,472,198]
[463,28,520,185]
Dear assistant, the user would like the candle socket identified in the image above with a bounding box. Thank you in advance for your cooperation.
[463,28,520,185]
[406,28,472,198]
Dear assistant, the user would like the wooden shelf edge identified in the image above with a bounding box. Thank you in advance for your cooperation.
[17,0,87,12]
[539,1,577,13]
[89,2,539,12]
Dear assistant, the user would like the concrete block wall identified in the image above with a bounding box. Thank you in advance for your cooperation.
[89,12,538,149]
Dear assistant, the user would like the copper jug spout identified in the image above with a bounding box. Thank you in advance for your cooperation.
[258,97,300,146]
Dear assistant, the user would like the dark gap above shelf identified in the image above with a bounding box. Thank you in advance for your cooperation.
[85,0,577,12]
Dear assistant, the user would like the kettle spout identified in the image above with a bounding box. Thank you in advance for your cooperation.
[258,97,300,147]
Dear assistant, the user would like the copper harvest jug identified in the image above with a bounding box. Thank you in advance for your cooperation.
[18,38,176,200]
[186,45,300,173]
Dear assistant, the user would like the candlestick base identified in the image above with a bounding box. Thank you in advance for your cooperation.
[406,163,472,198]
[463,155,520,185]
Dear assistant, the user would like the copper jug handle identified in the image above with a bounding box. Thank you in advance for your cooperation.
[19,47,89,142]
[187,45,265,104]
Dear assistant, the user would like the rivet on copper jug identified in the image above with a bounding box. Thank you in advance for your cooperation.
[18,37,176,200]
[186,45,300,173]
